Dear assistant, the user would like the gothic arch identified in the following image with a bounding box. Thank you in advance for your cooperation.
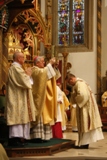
[0,0,52,88]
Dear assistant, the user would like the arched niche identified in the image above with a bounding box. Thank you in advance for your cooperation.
[7,9,51,63]
[0,0,52,89]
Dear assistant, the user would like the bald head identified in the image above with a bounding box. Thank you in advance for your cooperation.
[13,51,25,65]
[13,51,22,60]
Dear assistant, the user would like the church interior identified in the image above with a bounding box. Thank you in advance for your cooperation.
[0,0,107,159]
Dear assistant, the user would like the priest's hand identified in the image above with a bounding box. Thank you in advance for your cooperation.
[25,67,32,76]
[49,57,56,65]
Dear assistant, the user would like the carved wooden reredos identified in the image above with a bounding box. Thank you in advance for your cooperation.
[0,0,53,88]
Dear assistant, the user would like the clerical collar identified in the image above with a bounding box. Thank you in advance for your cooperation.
[13,62,22,67]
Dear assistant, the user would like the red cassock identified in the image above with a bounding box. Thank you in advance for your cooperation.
[52,122,63,139]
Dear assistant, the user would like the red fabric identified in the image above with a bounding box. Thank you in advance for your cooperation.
[0,0,4,6]
[33,56,38,61]
[52,122,63,138]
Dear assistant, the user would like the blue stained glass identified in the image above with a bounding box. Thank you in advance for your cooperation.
[58,0,70,45]
[72,0,84,44]
[58,0,85,45]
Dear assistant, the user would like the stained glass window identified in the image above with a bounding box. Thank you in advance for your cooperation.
[58,0,85,45]
[58,0,70,45]
[0,5,9,30]
[72,0,84,44]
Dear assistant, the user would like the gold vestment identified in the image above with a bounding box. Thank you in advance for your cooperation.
[0,144,9,160]
[32,66,57,125]
[71,78,103,145]
[6,63,36,125]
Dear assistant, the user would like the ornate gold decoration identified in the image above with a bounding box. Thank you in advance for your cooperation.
[7,3,52,62]
[21,9,51,48]
[32,0,38,11]
[7,24,33,61]
[74,0,83,3]
[0,28,8,88]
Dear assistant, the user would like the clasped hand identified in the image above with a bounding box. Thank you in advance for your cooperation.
[25,67,32,76]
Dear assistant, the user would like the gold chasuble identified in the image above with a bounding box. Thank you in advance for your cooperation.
[42,77,57,125]
[0,144,9,160]
[31,66,57,125]
[31,66,47,122]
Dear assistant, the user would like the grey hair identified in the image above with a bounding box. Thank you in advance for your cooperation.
[34,56,44,65]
